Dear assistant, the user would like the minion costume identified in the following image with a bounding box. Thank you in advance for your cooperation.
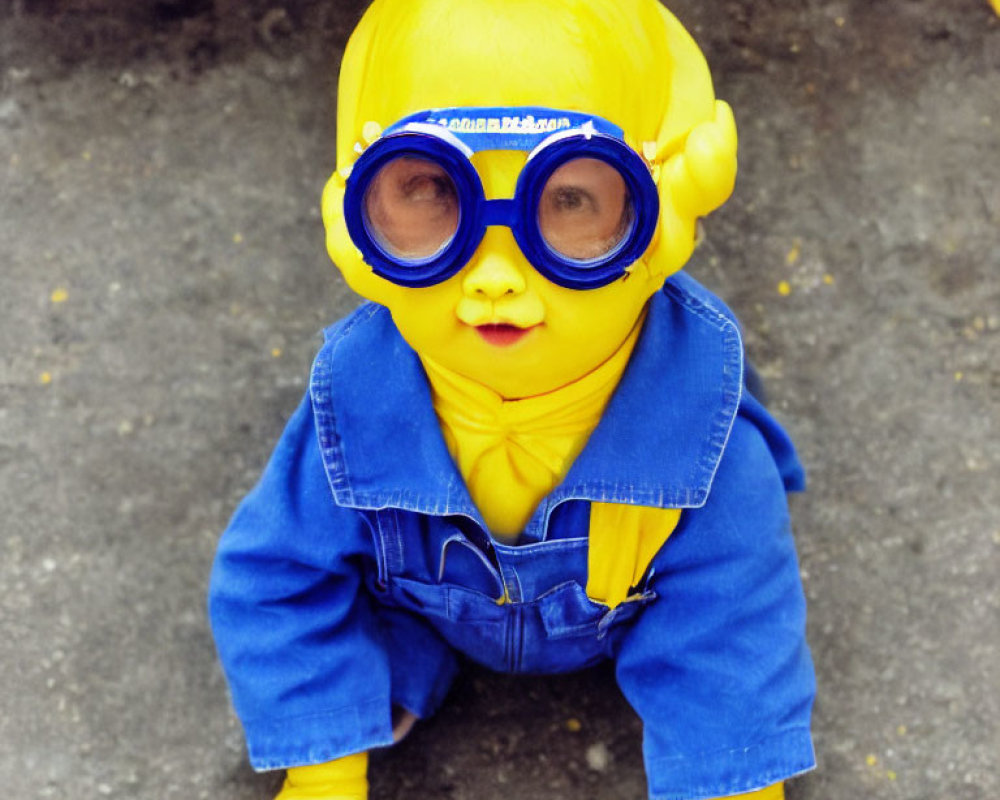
[208,2,816,799]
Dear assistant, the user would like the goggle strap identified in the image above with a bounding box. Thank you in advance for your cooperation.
[394,122,475,158]
[384,106,624,154]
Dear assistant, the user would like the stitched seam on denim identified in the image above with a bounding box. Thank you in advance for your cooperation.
[540,483,706,510]
[661,276,740,333]
[246,695,394,772]
[440,536,504,592]
[649,763,815,800]
[493,536,589,558]
[371,510,392,586]
[309,306,376,506]
[547,620,601,638]
[311,305,483,519]
[646,726,815,766]
[663,278,744,501]
[242,693,388,729]
[495,555,523,604]
[310,304,382,508]
[533,279,745,512]
[376,508,405,577]
[698,316,743,501]
[362,511,388,588]
[335,490,477,517]
[441,583,508,618]
[310,351,349,505]
[645,728,815,800]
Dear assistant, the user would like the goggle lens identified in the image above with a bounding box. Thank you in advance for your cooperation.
[536,157,634,262]
[363,156,460,262]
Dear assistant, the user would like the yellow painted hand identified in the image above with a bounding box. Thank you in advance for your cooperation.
[724,782,785,799]
[274,753,368,800]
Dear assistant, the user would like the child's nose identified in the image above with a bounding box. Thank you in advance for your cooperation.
[462,246,527,300]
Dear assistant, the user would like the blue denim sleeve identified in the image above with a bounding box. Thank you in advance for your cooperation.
[208,392,396,770]
[613,413,816,800]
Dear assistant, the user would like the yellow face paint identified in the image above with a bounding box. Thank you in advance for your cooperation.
[323,0,738,398]
[335,150,664,398]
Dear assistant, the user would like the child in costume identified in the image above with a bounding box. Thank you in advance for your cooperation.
[209,1,816,798]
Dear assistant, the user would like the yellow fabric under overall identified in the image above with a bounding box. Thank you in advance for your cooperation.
[423,312,681,610]
[423,316,641,539]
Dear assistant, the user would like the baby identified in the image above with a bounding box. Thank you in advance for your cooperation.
[209,1,816,798]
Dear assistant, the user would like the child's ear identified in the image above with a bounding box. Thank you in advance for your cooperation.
[321,172,397,306]
[646,100,738,280]
[664,100,738,219]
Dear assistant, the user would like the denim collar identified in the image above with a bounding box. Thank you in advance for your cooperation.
[310,272,743,539]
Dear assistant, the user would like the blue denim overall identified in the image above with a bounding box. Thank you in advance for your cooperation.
[365,506,654,676]
[209,274,816,799]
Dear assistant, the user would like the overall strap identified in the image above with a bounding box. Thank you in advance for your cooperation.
[368,508,406,589]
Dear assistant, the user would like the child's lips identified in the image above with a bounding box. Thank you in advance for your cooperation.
[475,323,540,346]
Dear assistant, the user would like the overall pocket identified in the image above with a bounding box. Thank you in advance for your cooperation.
[383,575,513,671]
[538,581,657,641]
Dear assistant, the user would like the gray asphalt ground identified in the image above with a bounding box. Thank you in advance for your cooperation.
[1,2,998,799]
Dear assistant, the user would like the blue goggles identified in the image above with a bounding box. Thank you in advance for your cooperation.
[343,107,660,290]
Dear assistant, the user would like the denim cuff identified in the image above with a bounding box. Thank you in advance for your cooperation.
[646,728,815,800]
[244,695,395,771]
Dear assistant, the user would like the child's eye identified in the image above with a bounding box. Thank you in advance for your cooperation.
[548,186,598,214]
[400,174,457,204]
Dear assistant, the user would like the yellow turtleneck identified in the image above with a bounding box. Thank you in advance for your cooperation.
[423,315,642,541]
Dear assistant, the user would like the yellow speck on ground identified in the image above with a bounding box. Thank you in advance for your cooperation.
[565,718,582,733]
[866,754,878,767]
[39,371,52,385]
[778,280,792,296]
[233,233,244,244]
[786,243,801,265]
[887,770,898,781]
[271,348,283,358]
[823,274,835,285]
[82,151,92,161]
[954,371,964,382]
[835,16,846,27]
[50,288,69,303]
[897,725,907,736]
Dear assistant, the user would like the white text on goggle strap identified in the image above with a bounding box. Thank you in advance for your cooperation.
[424,115,576,136]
